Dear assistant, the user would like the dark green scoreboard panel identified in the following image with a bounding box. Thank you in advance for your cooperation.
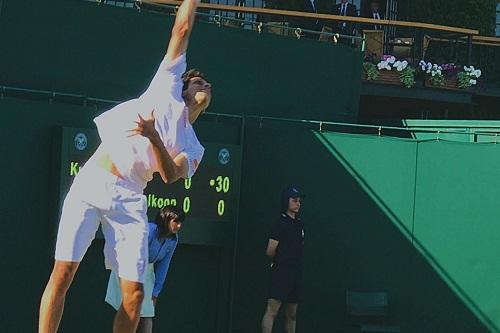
[56,127,241,247]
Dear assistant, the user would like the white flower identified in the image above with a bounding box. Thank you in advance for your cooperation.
[470,79,477,85]
[474,69,482,78]
[377,61,393,71]
[432,72,436,77]
[388,56,396,64]
[393,61,407,71]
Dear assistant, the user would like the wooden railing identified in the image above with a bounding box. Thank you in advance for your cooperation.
[137,0,500,63]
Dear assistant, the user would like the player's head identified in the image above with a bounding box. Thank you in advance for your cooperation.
[182,69,212,122]
[281,187,305,214]
[155,205,186,238]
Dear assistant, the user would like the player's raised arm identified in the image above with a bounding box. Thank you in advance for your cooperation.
[165,0,201,63]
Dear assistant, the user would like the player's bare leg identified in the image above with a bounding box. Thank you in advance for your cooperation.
[39,261,79,333]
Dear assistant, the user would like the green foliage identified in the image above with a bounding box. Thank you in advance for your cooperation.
[363,62,379,80]
[428,72,446,86]
[458,71,473,88]
[400,67,416,88]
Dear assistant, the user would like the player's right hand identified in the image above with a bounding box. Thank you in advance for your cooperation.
[127,109,159,141]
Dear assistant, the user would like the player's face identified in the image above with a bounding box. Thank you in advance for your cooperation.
[288,197,301,214]
[186,77,212,110]
[168,218,183,234]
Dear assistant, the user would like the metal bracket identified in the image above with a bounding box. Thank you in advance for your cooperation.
[257,22,263,34]
[214,14,222,27]
[333,33,339,44]
[295,28,302,39]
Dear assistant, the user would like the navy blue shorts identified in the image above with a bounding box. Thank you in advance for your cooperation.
[267,264,302,303]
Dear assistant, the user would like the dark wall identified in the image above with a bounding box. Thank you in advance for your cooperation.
[0,0,362,122]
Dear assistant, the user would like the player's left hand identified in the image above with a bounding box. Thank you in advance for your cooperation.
[127,109,159,140]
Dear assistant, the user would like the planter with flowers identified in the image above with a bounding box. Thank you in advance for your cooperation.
[420,61,481,90]
[458,65,482,89]
[363,55,416,88]
[419,60,446,88]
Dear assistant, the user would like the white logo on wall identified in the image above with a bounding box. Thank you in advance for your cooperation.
[218,148,230,165]
[74,133,88,151]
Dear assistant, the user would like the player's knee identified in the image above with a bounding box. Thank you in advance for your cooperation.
[50,262,77,290]
[123,288,144,306]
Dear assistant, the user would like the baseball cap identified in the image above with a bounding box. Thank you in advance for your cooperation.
[281,186,305,200]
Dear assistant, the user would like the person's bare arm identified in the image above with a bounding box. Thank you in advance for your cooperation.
[266,239,279,259]
[129,111,188,184]
[165,0,201,63]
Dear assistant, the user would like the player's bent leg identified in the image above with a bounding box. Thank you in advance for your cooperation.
[38,260,79,333]
[113,278,144,333]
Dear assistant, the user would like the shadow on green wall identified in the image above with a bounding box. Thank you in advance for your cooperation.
[232,124,490,333]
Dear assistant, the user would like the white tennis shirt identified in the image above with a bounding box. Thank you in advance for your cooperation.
[93,54,205,190]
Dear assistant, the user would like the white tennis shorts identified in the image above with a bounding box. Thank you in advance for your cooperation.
[54,160,148,283]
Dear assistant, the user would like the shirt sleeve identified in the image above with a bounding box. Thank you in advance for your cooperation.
[179,140,205,179]
[270,220,284,242]
[148,223,156,245]
[142,53,187,102]
[152,240,178,298]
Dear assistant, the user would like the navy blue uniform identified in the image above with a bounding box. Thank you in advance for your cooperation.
[268,213,305,303]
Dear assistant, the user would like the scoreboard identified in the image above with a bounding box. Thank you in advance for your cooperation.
[56,127,242,247]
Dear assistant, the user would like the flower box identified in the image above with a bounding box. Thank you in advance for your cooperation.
[363,70,403,86]
[424,77,462,91]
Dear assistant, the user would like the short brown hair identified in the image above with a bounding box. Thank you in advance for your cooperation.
[182,69,209,91]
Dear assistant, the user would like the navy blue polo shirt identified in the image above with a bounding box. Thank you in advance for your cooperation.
[270,213,305,268]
